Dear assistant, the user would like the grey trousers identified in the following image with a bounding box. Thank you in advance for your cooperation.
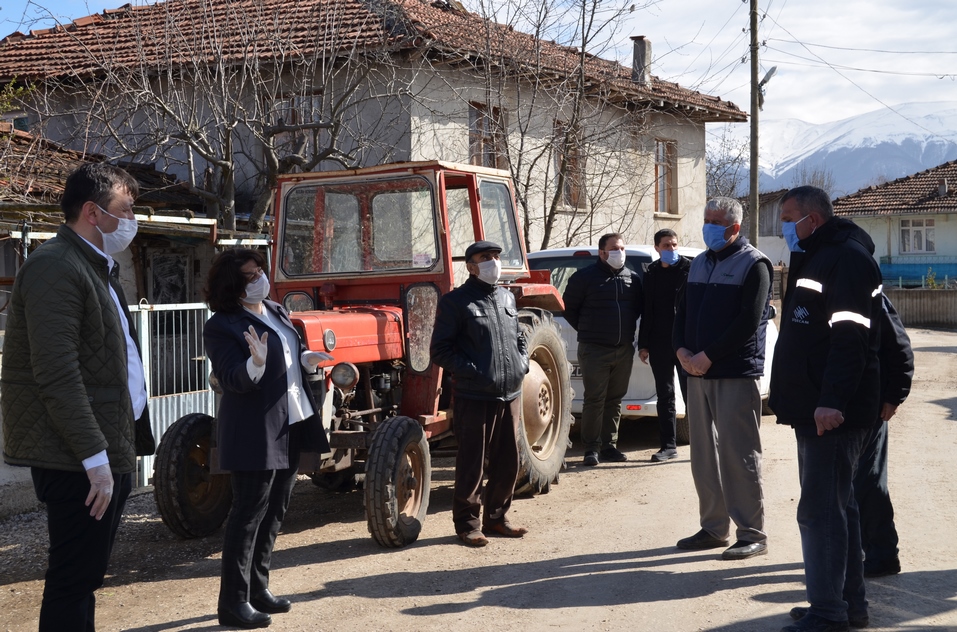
[687,376,766,543]
[578,341,635,453]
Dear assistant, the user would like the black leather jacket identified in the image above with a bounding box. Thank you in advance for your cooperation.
[562,260,643,347]
[430,276,529,401]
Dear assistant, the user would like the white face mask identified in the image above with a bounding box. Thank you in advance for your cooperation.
[242,272,270,304]
[95,204,138,254]
[475,258,502,285]
[605,249,626,269]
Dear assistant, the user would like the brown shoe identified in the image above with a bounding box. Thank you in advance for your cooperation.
[458,530,489,547]
[482,523,528,538]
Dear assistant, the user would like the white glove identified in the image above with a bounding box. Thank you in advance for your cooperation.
[85,463,114,521]
[243,325,268,367]
[303,351,334,367]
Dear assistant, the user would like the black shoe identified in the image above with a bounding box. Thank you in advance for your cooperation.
[583,451,599,466]
[651,448,678,462]
[781,612,850,632]
[863,557,900,578]
[722,540,768,560]
[676,529,729,550]
[217,602,272,629]
[790,607,868,629]
[251,589,292,614]
[599,446,627,462]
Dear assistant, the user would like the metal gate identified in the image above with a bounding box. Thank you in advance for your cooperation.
[131,302,215,487]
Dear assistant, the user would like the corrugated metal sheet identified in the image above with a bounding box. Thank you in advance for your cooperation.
[885,289,957,328]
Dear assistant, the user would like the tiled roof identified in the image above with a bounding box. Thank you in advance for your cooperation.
[0,122,202,209]
[833,160,957,217]
[0,0,745,122]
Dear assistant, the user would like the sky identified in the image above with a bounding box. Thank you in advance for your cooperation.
[1,0,955,126]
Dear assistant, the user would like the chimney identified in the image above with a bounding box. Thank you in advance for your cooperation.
[631,36,652,86]
[939,178,949,197]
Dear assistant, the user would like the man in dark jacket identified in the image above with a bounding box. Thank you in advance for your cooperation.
[673,197,773,561]
[637,228,691,462]
[771,186,883,632]
[562,233,643,466]
[431,240,530,547]
[1,164,150,631]
[854,294,913,578]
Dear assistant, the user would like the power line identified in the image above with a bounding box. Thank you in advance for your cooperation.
[766,37,957,55]
[762,14,950,143]
[763,47,957,78]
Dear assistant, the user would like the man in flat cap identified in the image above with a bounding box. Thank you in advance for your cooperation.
[430,240,530,547]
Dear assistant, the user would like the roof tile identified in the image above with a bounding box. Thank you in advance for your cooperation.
[0,0,744,121]
[833,160,957,217]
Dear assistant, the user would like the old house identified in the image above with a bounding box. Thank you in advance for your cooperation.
[833,160,957,286]
[0,0,745,250]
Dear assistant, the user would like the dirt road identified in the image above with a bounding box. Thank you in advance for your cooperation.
[1,328,955,632]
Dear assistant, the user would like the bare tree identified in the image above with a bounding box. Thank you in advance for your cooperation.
[432,0,659,250]
[789,163,836,197]
[706,124,749,199]
[23,0,408,230]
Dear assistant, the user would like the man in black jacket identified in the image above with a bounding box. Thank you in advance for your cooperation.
[562,233,643,466]
[637,229,691,462]
[771,186,883,632]
[431,241,530,547]
[854,294,913,578]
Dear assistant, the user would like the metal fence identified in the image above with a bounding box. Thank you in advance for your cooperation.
[130,302,215,487]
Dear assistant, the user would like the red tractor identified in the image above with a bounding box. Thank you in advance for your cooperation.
[154,161,573,547]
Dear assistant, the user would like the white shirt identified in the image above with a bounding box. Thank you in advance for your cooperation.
[243,304,316,425]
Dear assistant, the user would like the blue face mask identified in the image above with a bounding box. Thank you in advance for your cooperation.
[659,249,680,266]
[782,214,811,252]
[702,223,730,251]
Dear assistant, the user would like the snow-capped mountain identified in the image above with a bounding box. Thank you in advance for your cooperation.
[721,101,957,197]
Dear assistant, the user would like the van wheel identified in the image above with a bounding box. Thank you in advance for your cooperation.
[515,309,572,495]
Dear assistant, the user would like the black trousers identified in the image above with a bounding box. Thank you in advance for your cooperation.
[31,467,132,632]
[219,425,301,607]
[649,344,687,451]
[452,396,521,535]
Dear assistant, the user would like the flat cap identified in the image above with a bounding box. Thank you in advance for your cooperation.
[464,240,502,262]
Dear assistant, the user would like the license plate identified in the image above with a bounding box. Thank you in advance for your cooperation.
[570,364,582,378]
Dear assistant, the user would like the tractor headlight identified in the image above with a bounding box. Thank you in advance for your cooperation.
[330,362,360,391]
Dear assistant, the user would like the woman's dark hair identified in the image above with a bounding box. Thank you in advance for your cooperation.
[205,248,267,313]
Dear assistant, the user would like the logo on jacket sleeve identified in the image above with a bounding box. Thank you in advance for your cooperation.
[792,305,810,325]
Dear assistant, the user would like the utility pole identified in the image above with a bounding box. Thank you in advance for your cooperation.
[748,0,760,246]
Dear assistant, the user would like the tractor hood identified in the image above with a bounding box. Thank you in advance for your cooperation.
[291,306,405,365]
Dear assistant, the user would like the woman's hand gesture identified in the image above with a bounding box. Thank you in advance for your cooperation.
[244,325,268,367]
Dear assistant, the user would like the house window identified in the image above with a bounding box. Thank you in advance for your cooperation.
[554,120,586,209]
[900,218,935,253]
[655,140,677,214]
[468,102,507,169]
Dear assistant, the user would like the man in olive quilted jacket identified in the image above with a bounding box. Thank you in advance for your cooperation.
[1,163,149,631]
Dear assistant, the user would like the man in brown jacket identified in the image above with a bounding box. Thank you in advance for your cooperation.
[1,163,150,631]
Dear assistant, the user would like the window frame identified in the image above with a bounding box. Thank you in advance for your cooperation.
[468,102,508,170]
[654,139,677,215]
[553,119,586,210]
[899,217,936,254]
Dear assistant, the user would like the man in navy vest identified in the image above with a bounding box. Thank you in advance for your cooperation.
[673,197,773,561]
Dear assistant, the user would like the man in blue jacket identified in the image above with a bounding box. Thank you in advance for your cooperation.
[562,233,643,466]
[771,186,883,632]
[431,241,530,547]
[673,197,773,561]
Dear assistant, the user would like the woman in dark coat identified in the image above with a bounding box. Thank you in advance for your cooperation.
[204,248,331,629]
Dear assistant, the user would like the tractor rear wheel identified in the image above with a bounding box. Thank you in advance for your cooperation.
[515,308,572,495]
[153,413,232,539]
[364,416,431,547]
